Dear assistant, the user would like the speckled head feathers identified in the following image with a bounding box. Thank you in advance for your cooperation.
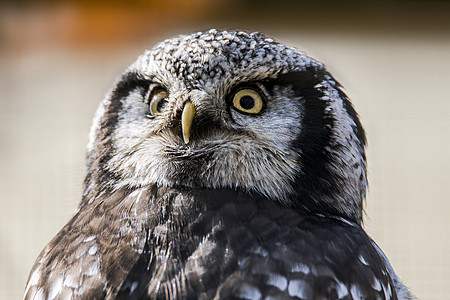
[85,29,367,223]
[134,30,321,88]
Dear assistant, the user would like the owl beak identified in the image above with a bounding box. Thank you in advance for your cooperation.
[181,101,196,144]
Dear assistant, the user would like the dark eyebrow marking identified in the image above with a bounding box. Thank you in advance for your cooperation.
[269,68,322,90]
[112,72,151,100]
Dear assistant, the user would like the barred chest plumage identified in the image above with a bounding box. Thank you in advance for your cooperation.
[25,185,397,299]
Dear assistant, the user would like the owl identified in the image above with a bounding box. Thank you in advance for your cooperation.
[24,29,414,299]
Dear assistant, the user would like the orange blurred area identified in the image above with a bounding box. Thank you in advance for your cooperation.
[0,0,230,52]
[1,0,450,53]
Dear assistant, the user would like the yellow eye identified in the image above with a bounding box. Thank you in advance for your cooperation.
[149,89,168,116]
[231,88,264,114]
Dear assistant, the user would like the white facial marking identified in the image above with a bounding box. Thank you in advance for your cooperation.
[319,81,367,211]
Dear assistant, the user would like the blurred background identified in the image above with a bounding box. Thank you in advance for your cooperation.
[1,0,449,299]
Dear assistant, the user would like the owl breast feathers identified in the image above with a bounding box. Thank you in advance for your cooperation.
[24,29,414,300]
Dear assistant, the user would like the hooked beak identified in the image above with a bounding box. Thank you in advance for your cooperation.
[181,101,195,144]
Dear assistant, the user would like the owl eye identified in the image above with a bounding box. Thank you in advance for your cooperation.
[148,89,169,116]
[231,88,264,115]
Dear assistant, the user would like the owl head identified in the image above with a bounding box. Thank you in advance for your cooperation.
[83,29,367,223]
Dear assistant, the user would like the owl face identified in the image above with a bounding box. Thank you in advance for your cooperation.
[86,30,366,222]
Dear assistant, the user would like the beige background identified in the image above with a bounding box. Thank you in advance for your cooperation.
[1,1,449,299]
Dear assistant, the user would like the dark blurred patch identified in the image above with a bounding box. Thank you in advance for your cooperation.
[0,0,449,52]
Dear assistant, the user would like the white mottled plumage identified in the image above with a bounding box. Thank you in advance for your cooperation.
[267,273,288,291]
[24,29,414,300]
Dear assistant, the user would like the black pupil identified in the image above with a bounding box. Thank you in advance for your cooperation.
[239,95,255,110]
[156,95,167,112]
[156,96,167,112]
